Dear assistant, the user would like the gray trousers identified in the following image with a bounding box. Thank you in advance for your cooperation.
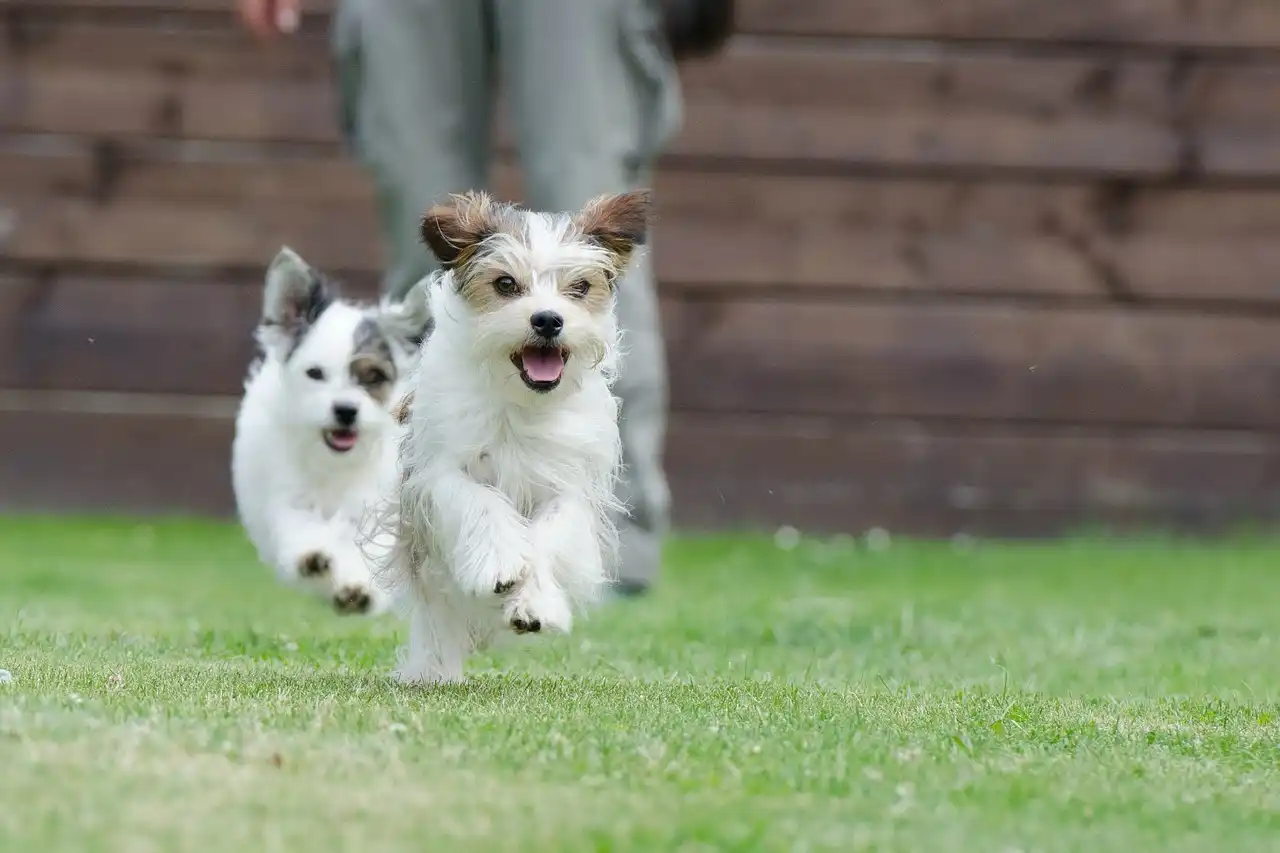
[332,0,681,586]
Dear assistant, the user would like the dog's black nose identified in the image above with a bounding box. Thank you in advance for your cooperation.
[529,310,564,339]
[332,403,358,427]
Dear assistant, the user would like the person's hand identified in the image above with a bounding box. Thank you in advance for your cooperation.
[235,0,301,40]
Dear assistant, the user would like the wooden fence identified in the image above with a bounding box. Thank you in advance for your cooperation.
[3,0,1280,535]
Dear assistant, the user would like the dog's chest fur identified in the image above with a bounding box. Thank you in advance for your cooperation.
[292,441,394,518]
[454,406,600,517]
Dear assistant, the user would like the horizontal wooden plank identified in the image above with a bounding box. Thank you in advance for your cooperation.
[1190,62,1280,177]
[0,14,331,76]
[8,144,1280,302]
[2,191,388,274]
[0,144,370,203]
[2,271,1280,431]
[0,0,335,11]
[8,0,1280,51]
[0,273,263,397]
[650,173,1280,303]
[0,399,236,517]
[668,414,1280,535]
[14,21,1280,177]
[736,0,1280,50]
[3,397,1279,535]
[663,297,1280,429]
[0,61,339,144]
[3,170,1112,299]
[674,46,1183,175]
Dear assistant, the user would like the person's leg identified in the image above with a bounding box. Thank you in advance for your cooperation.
[493,0,683,593]
[332,0,496,298]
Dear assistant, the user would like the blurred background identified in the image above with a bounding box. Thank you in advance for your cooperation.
[2,0,1280,538]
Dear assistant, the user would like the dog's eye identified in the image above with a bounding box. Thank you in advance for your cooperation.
[361,367,389,386]
[568,280,591,299]
[305,367,325,381]
[493,275,520,297]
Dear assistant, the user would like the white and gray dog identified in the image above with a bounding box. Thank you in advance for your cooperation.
[233,247,432,615]
[372,188,650,684]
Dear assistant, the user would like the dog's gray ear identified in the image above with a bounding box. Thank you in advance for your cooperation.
[378,280,434,354]
[260,247,334,353]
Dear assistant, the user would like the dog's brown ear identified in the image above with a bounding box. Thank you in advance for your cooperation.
[576,189,652,271]
[420,191,499,269]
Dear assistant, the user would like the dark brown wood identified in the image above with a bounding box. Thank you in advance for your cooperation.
[8,178,1119,297]
[0,401,236,516]
[0,0,335,10]
[8,0,1280,50]
[0,16,330,75]
[735,0,1280,50]
[0,63,341,143]
[3,398,1279,536]
[667,413,1280,535]
[1190,61,1280,178]
[0,273,263,396]
[4,1,1280,535]
[661,296,1280,430]
[12,21,1280,178]
[0,270,1279,432]
[673,48,1183,175]
[2,191,387,273]
[10,146,1280,302]
[0,144,92,195]
[653,176,1280,302]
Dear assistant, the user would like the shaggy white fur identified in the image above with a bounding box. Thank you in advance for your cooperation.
[233,247,431,615]
[370,189,651,684]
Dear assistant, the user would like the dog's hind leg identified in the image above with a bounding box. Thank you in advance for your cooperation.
[394,593,474,685]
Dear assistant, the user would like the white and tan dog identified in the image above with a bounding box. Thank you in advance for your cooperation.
[233,248,431,615]
[373,189,650,684]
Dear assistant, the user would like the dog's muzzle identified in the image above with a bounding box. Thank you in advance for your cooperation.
[512,344,568,393]
[323,427,359,452]
[513,311,569,392]
[324,404,360,452]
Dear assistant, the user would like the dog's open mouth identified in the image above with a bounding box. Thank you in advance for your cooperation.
[512,345,568,392]
[322,428,359,453]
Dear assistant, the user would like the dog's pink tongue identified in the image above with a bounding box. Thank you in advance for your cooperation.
[521,347,565,382]
[329,430,358,450]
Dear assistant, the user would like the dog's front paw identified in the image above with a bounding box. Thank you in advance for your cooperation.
[332,583,374,615]
[297,551,332,579]
[455,550,530,598]
[493,572,521,595]
[503,580,572,636]
[489,551,533,596]
[506,590,542,634]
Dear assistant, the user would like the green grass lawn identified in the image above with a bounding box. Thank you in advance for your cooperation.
[2,517,1278,852]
